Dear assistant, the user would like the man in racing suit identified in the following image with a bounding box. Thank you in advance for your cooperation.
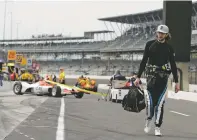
[134,25,180,136]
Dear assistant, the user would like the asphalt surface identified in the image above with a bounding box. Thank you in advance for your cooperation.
[0,81,47,140]
[1,79,197,140]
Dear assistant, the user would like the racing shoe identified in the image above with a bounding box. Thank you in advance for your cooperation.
[155,127,162,136]
[144,119,152,133]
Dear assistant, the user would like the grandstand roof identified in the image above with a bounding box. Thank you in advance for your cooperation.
[84,30,114,34]
[98,2,197,24]
[99,9,162,24]
[0,36,90,42]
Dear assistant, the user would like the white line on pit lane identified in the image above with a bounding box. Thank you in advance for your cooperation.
[56,98,65,140]
[170,111,190,117]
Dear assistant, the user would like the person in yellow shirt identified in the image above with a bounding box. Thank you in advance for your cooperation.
[27,72,33,82]
[49,75,53,81]
[20,69,33,82]
[59,68,65,84]
[19,68,26,81]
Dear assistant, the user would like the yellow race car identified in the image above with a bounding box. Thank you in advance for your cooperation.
[75,78,97,93]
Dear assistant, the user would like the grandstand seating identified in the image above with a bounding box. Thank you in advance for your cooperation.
[191,33,197,45]
[100,25,157,51]
[1,25,197,77]
[1,41,106,52]
[38,59,142,77]
[1,10,197,79]
[1,25,197,53]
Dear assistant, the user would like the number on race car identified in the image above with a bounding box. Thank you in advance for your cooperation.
[35,86,42,91]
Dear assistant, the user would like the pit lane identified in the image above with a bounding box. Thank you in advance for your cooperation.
[1,79,197,140]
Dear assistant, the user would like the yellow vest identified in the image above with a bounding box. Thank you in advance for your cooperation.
[59,72,65,80]
[21,72,33,80]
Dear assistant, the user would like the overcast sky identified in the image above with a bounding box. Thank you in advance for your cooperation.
[0,0,196,40]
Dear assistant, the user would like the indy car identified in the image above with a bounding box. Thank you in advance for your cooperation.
[13,80,84,98]
[75,78,97,93]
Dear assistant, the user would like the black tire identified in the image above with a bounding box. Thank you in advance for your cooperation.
[13,82,23,95]
[93,86,97,92]
[112,94,115,102]
[52,85,62,97]
[48,88,52,96]
[74,92,84,99]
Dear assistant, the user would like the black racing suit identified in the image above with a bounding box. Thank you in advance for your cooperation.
[137,40,178,127]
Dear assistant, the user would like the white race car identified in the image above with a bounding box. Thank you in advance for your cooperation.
[13,80,84,98]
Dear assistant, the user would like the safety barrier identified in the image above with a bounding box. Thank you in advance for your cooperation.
[0,81,13,92]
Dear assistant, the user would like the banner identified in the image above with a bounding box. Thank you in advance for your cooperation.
[7,63,14,66]
[20,56,27,66]
[7,50,16,60]
[16,54,23,63]
[27,58,32,66]
[32,62,37,69]
[2,63,7,72]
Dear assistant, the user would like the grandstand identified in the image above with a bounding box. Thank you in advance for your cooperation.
[1,2,197,83]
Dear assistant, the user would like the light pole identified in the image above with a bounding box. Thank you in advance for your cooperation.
[16,22,20,39]
[3,0,7,40]
[9,12,13,40]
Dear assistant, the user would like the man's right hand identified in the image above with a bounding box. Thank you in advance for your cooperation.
[134,78,141,87]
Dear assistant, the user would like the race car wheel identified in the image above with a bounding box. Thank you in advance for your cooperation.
[13,82,23,95]
[93,86,97,92]
[52,86,62,97]
[74,92,84,99]
[116,94,118,103]
[48,88,52,96]
[111,94,115,102]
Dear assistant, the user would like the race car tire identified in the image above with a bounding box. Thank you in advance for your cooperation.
[74,92,84,99]
[13,82,23,95]
[48,88,52,96]
[93,86,97,92]
[52,85,62,97]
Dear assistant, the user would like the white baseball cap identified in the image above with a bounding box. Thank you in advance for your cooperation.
[156,25,169,34]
